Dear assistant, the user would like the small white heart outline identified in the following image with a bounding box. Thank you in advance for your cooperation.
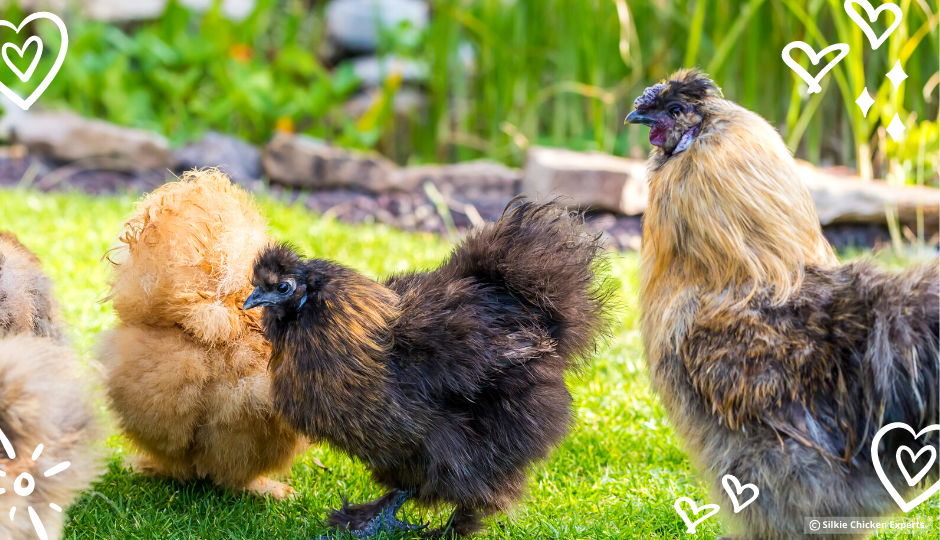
[721,474,760,513]
[871,422,940,513]
[781,41,850,94]
[0,12,68,111]
[844,0,902,50]
[2,35,42,83]
[897,445,937,487]
[673,497,720,534]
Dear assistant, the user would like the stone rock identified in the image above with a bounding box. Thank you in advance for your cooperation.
[11,112,172,172]
[394,161,520,200]
[0,153,170,194]
[173,132,262,187]
[797,162,939,232]
[262,132,401,192]
[300,188,446,234]
[521,146,648,215]
[326,0,429,53]
[522,148,939,234]
[0,93,28,141]
[393,161,521,221]
[349,56,428,86]
[588,213,643,252]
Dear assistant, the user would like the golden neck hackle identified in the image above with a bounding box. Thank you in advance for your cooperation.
[639,100,837,360]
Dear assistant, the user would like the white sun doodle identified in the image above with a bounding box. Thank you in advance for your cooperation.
[0,427,71,540]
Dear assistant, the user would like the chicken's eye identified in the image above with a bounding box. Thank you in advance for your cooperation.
[276,282,291,294]
[669,105,682,117]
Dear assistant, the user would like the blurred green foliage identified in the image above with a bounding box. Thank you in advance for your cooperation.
[3,0,362,145]
[0,0,936,182]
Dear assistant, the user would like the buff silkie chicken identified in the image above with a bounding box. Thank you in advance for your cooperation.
[244,200,614,538]
[0,232,66,343]
[96,169,306,499]
[626,69,939,540]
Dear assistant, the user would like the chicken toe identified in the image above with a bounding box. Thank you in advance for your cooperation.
[242,476,296,500]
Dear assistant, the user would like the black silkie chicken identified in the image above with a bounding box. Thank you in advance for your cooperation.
[244,200,614,538]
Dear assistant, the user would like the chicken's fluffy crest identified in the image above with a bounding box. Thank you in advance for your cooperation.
[105,169,269,344]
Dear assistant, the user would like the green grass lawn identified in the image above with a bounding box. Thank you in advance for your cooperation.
[0,187,936,539]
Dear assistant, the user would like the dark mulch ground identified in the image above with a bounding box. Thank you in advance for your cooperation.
[0,156,894,252]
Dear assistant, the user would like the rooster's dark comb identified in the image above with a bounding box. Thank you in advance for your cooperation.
[634,84,666,111]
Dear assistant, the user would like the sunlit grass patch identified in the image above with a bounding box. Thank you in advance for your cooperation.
[1,188,935,539]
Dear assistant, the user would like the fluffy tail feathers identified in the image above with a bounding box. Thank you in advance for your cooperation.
[856,262,939,478]
[446,198,616,366]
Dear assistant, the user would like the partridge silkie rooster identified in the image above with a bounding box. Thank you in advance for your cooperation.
[627,69,939,539]
[97,170,306,498]
[244,200,614,538]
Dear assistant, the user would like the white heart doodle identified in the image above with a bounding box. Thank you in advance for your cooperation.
[2,35,42,83]
[721,474,760,513]
[844,0,902,50]
[897,445,937,487]
[781,41,850,94]
[673,497,720,534]
[0,12,68,111]
[871,422,940,512]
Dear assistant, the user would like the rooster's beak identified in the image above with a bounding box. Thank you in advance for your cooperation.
[625,110,657,127]
[243,287,274,310]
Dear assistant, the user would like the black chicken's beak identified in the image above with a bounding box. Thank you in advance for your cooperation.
[625,110,657,127]
[243,287,274,310]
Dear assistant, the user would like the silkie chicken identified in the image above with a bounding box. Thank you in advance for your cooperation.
[97,169,306,499]
[244,200,614,538]
[0,334,102,540]
[627,69,938,540]
[0,235,102,540]
[0,231,66,343]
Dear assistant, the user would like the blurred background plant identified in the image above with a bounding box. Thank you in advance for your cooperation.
[0,0,936,183]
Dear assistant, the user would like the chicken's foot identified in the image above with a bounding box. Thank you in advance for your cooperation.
[319,489,427,539]
[242,476,296,500]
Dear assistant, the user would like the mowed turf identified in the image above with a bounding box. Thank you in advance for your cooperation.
[0,188,935,539]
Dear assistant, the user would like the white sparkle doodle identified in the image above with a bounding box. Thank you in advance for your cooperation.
[0,427,70,540]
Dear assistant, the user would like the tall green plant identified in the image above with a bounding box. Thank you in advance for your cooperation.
[780,0,938,181]
[0,0,934,182]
